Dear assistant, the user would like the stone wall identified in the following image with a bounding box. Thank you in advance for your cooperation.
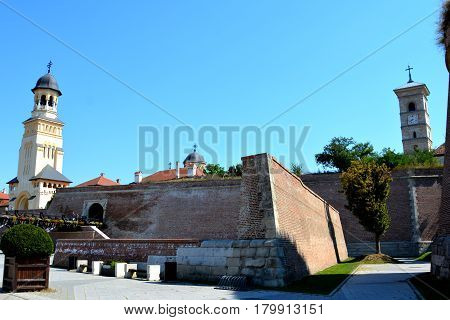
[431,236,450,279]
[53,239,201,268]
[176,239,288,287]
[47,179,241,240]
[301,168,442,256]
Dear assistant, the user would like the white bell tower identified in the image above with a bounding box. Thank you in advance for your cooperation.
[7,62,71,210]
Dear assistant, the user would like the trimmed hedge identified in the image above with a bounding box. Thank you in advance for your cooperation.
[0,224,54,258]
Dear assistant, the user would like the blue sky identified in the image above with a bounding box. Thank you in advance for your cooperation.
[1,0,448,188]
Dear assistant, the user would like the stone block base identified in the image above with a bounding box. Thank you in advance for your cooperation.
[176,239,288,288]
[431,235,450,280]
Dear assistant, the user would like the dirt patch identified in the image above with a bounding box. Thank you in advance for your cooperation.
[360,254,401,264]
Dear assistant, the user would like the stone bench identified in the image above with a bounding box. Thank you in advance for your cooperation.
[125,263,138,279]
[92,261,103,275]
[76,259,89,273]
[147,265,161,281]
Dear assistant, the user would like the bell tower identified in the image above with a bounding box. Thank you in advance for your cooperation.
[7,62,71,210]
[393,66,432,154]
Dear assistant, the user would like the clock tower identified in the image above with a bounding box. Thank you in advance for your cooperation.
[393,66,432,154]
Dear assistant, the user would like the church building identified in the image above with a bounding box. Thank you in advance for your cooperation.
[7,63,71,210]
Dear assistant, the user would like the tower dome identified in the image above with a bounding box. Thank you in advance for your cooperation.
[183,145,206,167]
[32,73,62,96]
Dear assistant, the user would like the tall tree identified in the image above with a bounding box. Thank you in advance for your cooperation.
[341,161,392,254]
[315,137,375,172]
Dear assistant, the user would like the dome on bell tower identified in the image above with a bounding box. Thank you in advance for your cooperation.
[31,61,62,96]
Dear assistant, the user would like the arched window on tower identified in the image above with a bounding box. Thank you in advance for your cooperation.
[408,102,416,112]
[413,131,417,139]
[40,95,47,106]
[48,96,54,107]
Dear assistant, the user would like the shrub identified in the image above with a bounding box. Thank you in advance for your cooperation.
[0,224,54,258]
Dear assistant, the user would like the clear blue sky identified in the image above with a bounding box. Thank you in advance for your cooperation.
[1,0,448,188]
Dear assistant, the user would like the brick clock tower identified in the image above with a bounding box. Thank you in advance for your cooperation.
[393,66,432,154]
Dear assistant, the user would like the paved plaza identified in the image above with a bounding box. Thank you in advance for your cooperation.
[0,255,429,300]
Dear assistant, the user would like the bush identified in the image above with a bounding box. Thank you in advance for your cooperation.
[0,224,54,258]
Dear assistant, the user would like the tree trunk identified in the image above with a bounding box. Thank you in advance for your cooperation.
[375,234,381,254]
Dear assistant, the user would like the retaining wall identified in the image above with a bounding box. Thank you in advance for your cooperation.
[53,239,201,268]
[176,239,288,287]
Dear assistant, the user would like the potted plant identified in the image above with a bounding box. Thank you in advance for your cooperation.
[100,260,125,277]
[0,224,54,292]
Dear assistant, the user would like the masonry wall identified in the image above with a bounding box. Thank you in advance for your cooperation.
[301,168,442,256]
[268,157,348,276]
[176,239,288,288]
[53,239,201,268]
[47,179,241,240]
[239,154,348,279]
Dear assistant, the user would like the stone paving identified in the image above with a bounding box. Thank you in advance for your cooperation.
[0,255,429,300]
[332,258,430,300]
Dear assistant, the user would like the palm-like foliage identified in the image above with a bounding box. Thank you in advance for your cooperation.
[438,0,450,48]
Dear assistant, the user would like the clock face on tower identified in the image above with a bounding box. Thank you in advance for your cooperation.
[407,114,419,125]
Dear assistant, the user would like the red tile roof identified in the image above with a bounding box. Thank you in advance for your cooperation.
[142,167,205,183]
[435,143,446,156]
[75,175,120,187]
[0,191,8,207]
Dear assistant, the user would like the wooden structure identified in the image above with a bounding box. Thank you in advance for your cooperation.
[2,256,50,292]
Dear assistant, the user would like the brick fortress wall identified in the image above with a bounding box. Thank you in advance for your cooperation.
[238,154,348,280]
[301,168,442,256]
[47,179,241,240]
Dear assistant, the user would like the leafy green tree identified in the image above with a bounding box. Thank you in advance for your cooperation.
[341,161,392,254]
[204,163,226,177]
[290,163,302,177]
[375,148,404,169]
[315,137,375,172]
[375,148,440,169]
[228,164,243,177]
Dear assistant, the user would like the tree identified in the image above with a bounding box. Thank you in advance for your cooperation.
[315,137,375,172]
[204,163,226,177]
[340,161,392,254]
[290,163,302,177]
[374,148,405,169]
[228,164,243,177]
[375,148,440,169]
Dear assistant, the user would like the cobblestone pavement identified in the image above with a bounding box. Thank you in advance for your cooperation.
[0,255,429,300]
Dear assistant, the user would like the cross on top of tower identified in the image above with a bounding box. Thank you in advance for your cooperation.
[47,60,53,74]
[405,65,413,83]
[193,144,197,152]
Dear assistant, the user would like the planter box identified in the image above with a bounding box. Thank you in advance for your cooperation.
[100,264,115,277]
[2,256,50,292]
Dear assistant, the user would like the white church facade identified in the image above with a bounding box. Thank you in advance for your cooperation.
[7,63,71,210]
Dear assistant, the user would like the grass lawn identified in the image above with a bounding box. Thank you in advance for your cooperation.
[283,254,400,295]
[410,273,450,300]
[414,251,431,262]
